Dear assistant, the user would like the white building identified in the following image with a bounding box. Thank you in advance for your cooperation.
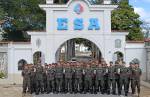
[0,0,146,84]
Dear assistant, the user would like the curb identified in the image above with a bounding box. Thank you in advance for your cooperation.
[141,80,150,88]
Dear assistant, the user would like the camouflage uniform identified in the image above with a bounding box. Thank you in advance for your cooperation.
[35,65,44,95]
[84,66,92,93]
[30,65,36,94]
[47,66,55,93]
[108,65,116,95]
[91,65,97,93]
[103,65,109,94]
[64,65,73,93]
[96,65,104,94]
[74,65,82,93]
[119,65,129,96]
[55,64,63,93]
[22,66,31,93]
[131,66,142,95]
[114,64,122,95]
[43,65,48,92]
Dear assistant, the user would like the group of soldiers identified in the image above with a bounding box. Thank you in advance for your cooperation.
[22,59,142,96]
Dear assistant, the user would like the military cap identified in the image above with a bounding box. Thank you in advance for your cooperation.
[129,61,134,65]
[132,58,140,64]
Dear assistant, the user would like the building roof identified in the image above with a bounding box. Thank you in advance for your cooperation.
[111,30,128,32]
[0,41,31,44]
[126,41,145,43]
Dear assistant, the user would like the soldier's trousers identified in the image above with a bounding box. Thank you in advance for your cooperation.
[119,78,128,95]
[36,80,44,94]
[65,78,72,92]
[47,80,55,93]
[30,79,36,93]
[108,79,116,94]
[127,78,130,92]
[91,78,97,93]
[43,78,47,92]
[56,78,63,92]
[131,79,140,94]
[96,79,104,93]
[75,78,82,92]
[115,79,120,94]
[23,79,31,93]
[84,79,92,92]
[104,78,109,93]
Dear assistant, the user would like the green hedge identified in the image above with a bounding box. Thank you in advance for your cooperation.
[0,72,5,79]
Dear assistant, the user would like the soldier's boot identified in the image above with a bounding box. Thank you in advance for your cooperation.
[118,90,121,95]
[101,89,104,94]
[35,89,39,95]
[112,91,116,95]
[125,91,128,96]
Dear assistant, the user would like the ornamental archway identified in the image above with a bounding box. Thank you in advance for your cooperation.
[55,38,102,62]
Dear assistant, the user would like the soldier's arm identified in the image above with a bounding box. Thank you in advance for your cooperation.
[22,71,24,77]
[140,68,142,76]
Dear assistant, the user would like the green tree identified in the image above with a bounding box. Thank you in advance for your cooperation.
[111,0,144,41]
[0,0,46,41]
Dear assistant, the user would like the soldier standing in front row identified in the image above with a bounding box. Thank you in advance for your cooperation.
[75,62,82,93]
[119,62,129,96]
[43,64,48,93]
[96,63,104,94]
[131,62,142,96]
[84,63,92,93]
[35,64,44,95]
[22,64,31,94]
[114,61,122,95]
[64,62,73,93]
[30,64,36,94]
[55,62,63,93]
[47,64,55,93]
[108,61,116,95]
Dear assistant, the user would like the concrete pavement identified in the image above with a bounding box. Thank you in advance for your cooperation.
[0,84,150,97]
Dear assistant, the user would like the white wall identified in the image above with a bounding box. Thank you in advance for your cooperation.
[125,43,146,71]
[8,43,32,74]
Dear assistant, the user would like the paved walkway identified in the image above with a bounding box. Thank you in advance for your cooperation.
[0,84,150,97]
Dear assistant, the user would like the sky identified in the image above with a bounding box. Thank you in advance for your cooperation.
[129,0,150,23]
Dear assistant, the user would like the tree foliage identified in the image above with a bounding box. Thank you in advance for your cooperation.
[111,0,144,41]
[0,0,46,41]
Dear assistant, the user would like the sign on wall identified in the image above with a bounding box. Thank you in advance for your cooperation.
[56,3,100,31]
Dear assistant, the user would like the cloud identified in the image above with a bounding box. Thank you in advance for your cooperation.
[134,7,150,22]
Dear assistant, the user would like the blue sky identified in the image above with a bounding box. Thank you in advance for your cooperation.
[129,0,150,23]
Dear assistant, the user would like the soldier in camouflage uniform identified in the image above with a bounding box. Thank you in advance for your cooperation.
[127,62,134,94]
[114,61,122,95]
[102,62,109,94]
[46,64,55,93]
[43,64,48,93]
[22,64,31,94]
[119,62,129,96]
[64,62,73,93]
[55,62,63,93]
[84,63,92,93]
[29,64,36,94]
[74,62,82,93]
[71,62,76,93]
[108,61,116,95]
[96,63,104,94]
[91,62,97,94]
[35,64,44,95]
[131,61,142,96]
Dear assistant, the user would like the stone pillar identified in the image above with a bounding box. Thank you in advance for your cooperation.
[146,46,150,81]
[67,40,75,61]
[104,0,111,4]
